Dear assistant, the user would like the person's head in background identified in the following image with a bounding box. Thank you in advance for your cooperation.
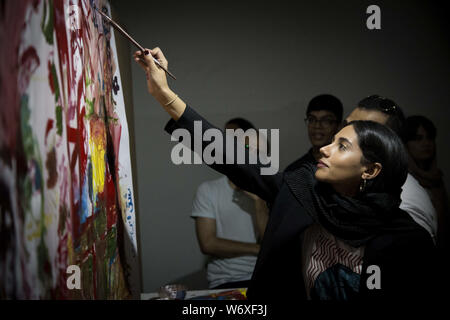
[225,117,269,153]
[225,117,256,148]
[225,117,256,131]
[345,95,405,138]
[225,118,266,189]
[225,118,256,131]
[304,94,343,160]
[403,115,437,171]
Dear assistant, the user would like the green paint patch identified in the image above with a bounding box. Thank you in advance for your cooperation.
[21,95,34,159]
[106,227,117,262]
[85,68,92,87]
[55,105,62,136]
[94,207,107,239]
[41,0,54,45]
[19,94,45,223]
[81,255,94,299]
[108,116,119,124]
[85,98,95,119]
[50,62,60,102]
[37,231,52,292]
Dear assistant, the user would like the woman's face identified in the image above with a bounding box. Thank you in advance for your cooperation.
[406,125,435,163]
[315,125,368,195]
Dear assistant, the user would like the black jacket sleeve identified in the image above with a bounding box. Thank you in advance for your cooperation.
[164,105,283,204]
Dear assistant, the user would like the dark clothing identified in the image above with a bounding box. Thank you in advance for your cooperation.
[165,106,439,301]
[285,163,419,248]
[285,148,316,172]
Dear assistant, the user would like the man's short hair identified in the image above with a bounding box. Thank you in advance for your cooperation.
[306,94,343,122]
[357,95,406,138]
[225,118,256,131]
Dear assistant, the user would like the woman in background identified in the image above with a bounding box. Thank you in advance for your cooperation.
[404,115,449,249]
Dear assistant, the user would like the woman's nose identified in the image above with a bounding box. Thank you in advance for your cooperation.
[320,145,330,158]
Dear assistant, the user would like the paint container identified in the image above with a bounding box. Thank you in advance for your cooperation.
[158,284,187,300]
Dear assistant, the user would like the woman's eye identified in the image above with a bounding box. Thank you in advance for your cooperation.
[339,143,347,150]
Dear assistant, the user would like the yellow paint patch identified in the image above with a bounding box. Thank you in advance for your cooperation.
[44,213,53,228]
[27,227,41,241]
[25,214,52,242]
[89,121,106,195]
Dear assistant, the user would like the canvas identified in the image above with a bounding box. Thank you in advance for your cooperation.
[0,0,139,299]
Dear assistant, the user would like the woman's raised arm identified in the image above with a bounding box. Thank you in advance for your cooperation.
[133,47,283,203]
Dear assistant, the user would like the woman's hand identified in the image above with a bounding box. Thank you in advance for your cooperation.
[133,47,169,100]
[133,47,186,120]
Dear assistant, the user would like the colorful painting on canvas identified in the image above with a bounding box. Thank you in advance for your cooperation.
[0,0,138,299]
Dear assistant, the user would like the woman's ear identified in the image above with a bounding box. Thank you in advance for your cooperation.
[362,162,382,180]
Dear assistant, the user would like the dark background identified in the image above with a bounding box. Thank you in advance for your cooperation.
[111,0,450,293]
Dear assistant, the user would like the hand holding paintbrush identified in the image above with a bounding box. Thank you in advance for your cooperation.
[134,48,170,98]
[133,46,187,121]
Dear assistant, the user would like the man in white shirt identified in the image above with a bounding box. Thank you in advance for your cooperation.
[191,118,269,289]
[345,95,437,242]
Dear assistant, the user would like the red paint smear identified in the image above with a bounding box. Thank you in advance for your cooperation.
[54,0,81,246]
[45,119,54,143]
[47,60,55,94]
[45,148,58,189]
[79,107,87,195]
[111,123,122,186]
[76,68,84,120]
[70,142,78,172]
[18,46,40,94]
[20,46,39,66]
[53,0,129,299]
[78,106,88,239]
[32,0,41,11]
[66,127,78,142]
[56,233,69,299]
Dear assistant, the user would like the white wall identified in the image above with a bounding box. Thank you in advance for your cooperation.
[113,0,450,292]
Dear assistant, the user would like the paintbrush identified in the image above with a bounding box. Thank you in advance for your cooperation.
[95,7,177,80]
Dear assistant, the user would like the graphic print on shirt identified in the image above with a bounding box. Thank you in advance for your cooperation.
[306,230,364,300]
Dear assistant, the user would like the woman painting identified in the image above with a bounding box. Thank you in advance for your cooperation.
[133,48,437,300]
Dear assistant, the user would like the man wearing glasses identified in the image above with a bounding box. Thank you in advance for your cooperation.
[285,94,343,172]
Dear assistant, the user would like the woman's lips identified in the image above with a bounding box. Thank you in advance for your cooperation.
[317,160,329,168]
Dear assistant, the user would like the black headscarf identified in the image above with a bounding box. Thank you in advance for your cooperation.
[285,161,419,248]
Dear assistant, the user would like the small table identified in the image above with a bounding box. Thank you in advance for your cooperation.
[141,288,246,300]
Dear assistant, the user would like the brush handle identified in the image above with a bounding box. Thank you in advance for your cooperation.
[95,7,177,80]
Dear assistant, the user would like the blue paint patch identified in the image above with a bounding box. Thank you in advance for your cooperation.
[125,188,134,213]
[80,174,90,224]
